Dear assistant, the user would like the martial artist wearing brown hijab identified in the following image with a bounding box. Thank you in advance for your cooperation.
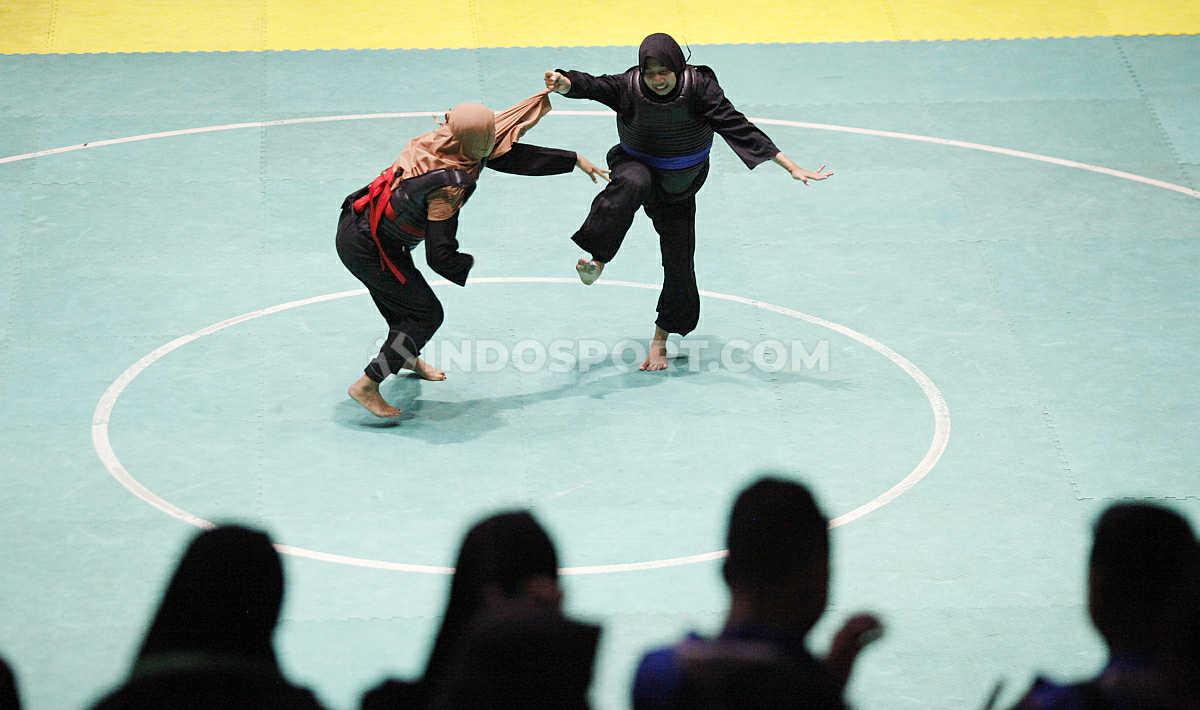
[337,92,607,418]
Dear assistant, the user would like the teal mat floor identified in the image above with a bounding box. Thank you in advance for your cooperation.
[1,37,1198,709]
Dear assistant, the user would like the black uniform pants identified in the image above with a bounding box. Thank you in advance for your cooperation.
[571,147,704,336]
[336,207,444,383]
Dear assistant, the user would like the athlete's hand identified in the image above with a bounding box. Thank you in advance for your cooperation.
[544,70,572,94]
[790,163,834,185]
[576,153,610,183]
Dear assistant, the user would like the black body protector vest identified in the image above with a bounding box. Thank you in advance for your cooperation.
[379,168,479,249]
[615,67,714,165]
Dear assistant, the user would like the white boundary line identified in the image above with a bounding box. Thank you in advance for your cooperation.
[0,113,441,165]
[747,118,1200,199]
[3,109,1196,200]
[90,278,951,575]
[41,107,1193,574]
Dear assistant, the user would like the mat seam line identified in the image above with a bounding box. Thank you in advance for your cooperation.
[2,187,26,392]
[1039,404,1084,501]
[880,0,902,41]
[46,0,58,54]
[1113,36,1191,189]
[1077,495,1200,503]
[254,14,269,523]
[976,240,1083,501]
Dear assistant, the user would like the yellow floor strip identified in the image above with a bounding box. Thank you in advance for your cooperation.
[2,0,1198,54]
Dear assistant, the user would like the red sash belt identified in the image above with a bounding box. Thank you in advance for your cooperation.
[351,167,425,286]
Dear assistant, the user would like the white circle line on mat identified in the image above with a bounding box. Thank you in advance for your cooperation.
[2,110,1196,200]
[16,107,1071,573]
[91,278,951,575]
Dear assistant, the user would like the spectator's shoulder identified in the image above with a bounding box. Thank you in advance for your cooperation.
[1011,676,1080,710]
[633,638,697,709]
[360,677,425,710]
[637,644,681,677]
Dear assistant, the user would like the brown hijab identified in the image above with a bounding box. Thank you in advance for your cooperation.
[392,90,554,179]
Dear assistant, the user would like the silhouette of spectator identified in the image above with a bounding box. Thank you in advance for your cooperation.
[90,525,324,709]
[362,510,597,709]
[432,601,601,709]
[632,476,882,709]
[1013,502,1199,710]
[0,654,20,710]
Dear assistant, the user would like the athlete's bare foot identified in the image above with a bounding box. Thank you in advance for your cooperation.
[348,374,402,418]
[639,348,669,371]
[576,258,604,285]
[402,357,447,381]
[639,326,670,372]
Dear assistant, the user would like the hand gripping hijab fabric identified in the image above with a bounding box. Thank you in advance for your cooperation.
[391,90,555,179]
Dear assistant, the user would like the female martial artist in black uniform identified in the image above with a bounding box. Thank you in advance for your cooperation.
[545,33,833,371]
[338,93,608,418]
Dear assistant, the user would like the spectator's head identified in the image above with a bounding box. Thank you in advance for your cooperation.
[1087,503,1196,657]
[448,510,561,613]
[425,511,561,686]
[722,476,830,634]
[136,525,284,664]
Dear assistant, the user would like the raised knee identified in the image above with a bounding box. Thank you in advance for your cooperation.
[620,165,654,198]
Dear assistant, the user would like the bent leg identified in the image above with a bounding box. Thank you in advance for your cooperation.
[363,268,445,383]
[337,210,446,384]
[570,152,653,264]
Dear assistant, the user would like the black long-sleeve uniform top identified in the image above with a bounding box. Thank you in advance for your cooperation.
[424,142,576,286]
[557,66,780,170]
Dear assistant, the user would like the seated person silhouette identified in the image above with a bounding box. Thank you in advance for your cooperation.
[90,525,325,709]
[633,476,882,709]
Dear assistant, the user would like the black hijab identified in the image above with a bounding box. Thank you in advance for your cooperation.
[637,33,687,102]
[135,525,285,666]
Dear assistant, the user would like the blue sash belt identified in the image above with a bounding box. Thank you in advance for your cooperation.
[619,142,712,170]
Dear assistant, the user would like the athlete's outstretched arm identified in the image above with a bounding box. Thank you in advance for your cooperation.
[544,69,624,112]
[486,143,609,182]
[695,67,833,183]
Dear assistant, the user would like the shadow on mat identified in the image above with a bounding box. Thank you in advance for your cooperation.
[333,334,854,441]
